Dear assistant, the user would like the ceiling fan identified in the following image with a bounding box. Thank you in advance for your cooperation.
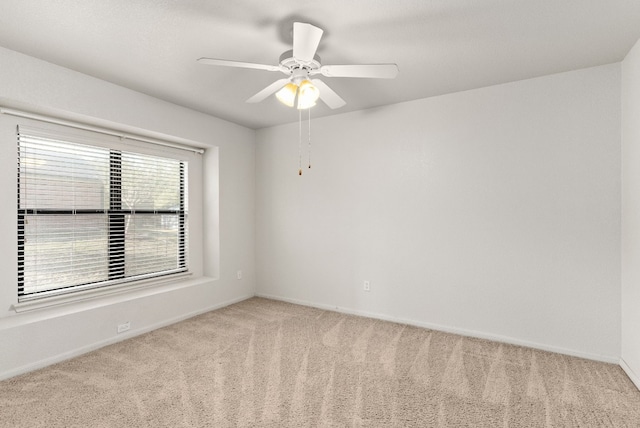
[197,22,398,110]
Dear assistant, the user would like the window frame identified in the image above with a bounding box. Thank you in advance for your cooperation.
[16,121,194,304]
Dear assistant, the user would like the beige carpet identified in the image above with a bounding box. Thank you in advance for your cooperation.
[1,298,639,427]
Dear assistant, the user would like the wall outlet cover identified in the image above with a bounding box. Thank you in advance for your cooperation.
[117,322,131,334]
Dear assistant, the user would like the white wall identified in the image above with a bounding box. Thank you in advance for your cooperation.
[256,64,621,361]
[622,38,640,388]
[0,47,256,379]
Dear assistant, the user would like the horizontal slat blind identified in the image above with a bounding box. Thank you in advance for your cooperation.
[17,128,188,301]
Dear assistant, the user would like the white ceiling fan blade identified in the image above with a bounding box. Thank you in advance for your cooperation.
[198,57,283,73]
[292,22,323,63]
[318,64,399,79]
[246,78,290,103]
[311,79,346,109]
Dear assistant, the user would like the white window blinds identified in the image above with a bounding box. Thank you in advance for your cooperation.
[17,127,188,301]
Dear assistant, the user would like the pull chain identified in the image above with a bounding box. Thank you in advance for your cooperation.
[298,108,302,176]
[308,107,311,169]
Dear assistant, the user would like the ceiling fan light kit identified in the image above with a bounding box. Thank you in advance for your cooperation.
[198,21,398,173]
[275,65,321,110]
[297,80,321,109]
[275,82,298,107]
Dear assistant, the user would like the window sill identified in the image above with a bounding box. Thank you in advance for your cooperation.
[12,272,195,313]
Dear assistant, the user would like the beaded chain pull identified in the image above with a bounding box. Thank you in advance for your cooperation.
[297,106,313,175]
[308,107,311,169]
[298,108,302,175]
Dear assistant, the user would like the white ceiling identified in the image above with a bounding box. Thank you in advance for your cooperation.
[1,0,639,129]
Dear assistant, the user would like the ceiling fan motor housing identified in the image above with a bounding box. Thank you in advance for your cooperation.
[279,49,321,82]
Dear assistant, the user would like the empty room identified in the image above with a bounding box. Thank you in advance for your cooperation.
[1,1,640,426]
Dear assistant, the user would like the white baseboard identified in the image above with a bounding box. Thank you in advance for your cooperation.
[5,292,627,384]
[620,358,640,391]
[255,293,620,365]
[0,294,253,381]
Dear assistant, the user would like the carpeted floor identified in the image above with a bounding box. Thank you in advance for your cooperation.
[1,297,639,427]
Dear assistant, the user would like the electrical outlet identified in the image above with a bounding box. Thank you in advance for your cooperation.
[117,322,131,334]
[363,280,371,292]
[237,270,243,280]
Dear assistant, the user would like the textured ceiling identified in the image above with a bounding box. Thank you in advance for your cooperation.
[1,0,639,129]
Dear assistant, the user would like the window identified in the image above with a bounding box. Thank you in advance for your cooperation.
[17,126,188,301]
